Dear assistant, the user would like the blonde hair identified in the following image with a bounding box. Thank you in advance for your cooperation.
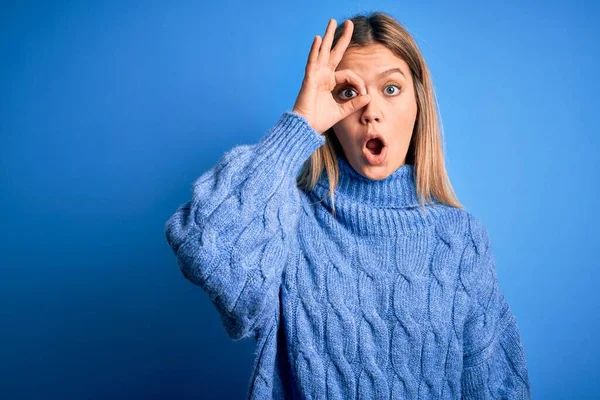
[296,11,463,216]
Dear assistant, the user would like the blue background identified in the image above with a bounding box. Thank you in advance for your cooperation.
[2,1,599,399]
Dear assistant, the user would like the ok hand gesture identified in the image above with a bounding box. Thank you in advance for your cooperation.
[292,19,371,135]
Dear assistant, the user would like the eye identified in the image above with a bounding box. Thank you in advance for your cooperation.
[384,84,401,95]
[337,84,402,100]
[337,88,358,100]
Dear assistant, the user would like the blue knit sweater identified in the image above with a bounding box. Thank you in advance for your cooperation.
[165,111,532,399]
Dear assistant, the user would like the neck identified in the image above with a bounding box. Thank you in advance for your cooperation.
[315,151,422,209]
[309,151,444,236]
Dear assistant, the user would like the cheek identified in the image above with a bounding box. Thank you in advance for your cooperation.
[397,111,415,127]
[333,122,360,147]
[394,97,417,123]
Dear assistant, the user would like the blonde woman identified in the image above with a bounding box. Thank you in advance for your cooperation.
[165,11,531,399]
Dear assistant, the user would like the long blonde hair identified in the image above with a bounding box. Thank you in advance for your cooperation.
[296,11,463,216]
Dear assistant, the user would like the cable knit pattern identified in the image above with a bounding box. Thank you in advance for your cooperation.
[165,111,532,399]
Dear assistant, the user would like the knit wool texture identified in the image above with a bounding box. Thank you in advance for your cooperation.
[165,111,532,399]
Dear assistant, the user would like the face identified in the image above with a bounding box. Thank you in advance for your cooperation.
[332,43,418,180]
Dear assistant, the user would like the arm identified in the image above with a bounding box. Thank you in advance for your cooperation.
[461,214,532,399]
[164,111,325,341]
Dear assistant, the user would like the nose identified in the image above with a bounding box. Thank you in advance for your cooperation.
[360,98,381,124]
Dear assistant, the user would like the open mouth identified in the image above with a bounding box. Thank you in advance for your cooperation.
[362,137,387,165]
[366,138,384,155]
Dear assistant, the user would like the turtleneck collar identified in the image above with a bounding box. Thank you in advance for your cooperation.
[313,151,424,209]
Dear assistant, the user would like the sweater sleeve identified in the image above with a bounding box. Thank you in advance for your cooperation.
[164,111,326,341]
[461,215,532,399]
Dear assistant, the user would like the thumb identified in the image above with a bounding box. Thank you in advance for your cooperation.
[339,93,371,118]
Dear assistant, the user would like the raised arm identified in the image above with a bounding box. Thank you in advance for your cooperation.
[165,111,325,340]
[166,17,374,342]
[461,214,532,399]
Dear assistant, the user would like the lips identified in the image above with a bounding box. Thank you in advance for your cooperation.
[362,132,387,166]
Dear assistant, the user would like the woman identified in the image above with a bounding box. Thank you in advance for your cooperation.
[165,11,532,399]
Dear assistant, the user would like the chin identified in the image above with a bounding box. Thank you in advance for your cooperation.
[357,164,390,180]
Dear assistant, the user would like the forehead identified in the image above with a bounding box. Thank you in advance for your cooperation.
[337,44,409,78]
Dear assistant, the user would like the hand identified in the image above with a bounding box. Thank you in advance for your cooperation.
[292,19,371,135]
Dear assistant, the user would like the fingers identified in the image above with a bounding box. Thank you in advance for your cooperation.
[317,19,336,66]
[335,68,370,118]
[334,69,367,96]
[339,92,371,118]
[306,35,322,74]
[329,20,353,68]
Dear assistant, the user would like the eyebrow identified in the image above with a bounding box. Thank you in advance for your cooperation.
[377,67,406,79]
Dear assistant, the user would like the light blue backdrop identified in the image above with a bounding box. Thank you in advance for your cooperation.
[2,1,598,399]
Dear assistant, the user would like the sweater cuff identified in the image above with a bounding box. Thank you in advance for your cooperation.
[254,111,326,178]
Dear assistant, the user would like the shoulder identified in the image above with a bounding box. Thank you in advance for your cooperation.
[462,210,491,256]
[427,205,490,252]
